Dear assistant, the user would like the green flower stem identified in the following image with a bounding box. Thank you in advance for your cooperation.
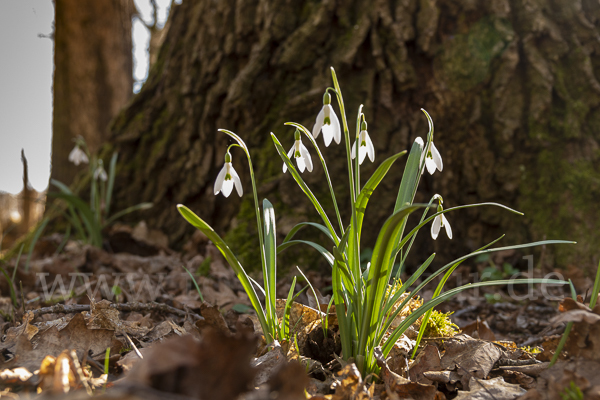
[331,67,363,319]
[354,105,363,197]
[285,122,344,235]
[219,130,272,333]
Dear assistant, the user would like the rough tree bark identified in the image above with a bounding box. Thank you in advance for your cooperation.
[50,0,135,187]
[109,0,600,270]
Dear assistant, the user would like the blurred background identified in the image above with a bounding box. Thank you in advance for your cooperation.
[1,0,599,277]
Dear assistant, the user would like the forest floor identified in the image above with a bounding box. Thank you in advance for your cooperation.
[0,223,597,399]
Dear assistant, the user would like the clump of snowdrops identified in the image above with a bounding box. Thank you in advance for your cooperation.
[43,136,152,249]
[178,67,572,376]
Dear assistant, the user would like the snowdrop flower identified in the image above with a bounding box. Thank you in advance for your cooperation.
[214,151,243,197]
[312,92,341,146]
[283,130,313,173]
[93,160,108,181]
[351,121,374,164]
[68,145,89,166]
[424,141,443,175]
[431,194,452,240]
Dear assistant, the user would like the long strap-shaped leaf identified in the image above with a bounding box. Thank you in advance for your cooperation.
[281,222,337,245]
[277,240,334,266]
[356,204,424,372]
[177,205,269,338]
[355,151,407,241]
[381,277,569,359]
[263,199,278,340]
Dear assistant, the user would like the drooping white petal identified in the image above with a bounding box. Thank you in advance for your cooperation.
[351,140,357,159]
[214,164,228,194]
[221,179,234,197]
[430,142,443,172]
[442,215,452,239]
[283,146,294,173]
[328,105,341,144]
[230,165,243,196]
[365,132,375,162]
[299,142,313,172]
[321,124,334,147]
[431,215,442,240]
[312,107,325,139]
[359,145,367,164]
[425,157,437,175]
[296,155,306,172]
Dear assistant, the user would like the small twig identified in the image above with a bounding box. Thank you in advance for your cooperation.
[123,331,143,359]
[70,350,93,396]
[26,301,203,321]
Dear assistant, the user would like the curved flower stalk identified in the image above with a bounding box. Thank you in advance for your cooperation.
[430,194,452,240]
[214,151,243,197]
[351,120,375,165]
[283,129,313,173]
[312,92,341,146]
[179,129,299,345]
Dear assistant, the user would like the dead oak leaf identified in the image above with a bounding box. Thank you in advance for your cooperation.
[454,376,526,400]
[440,334,504,390]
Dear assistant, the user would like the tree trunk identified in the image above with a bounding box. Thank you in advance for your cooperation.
[109,0,600,270]
[51,0,135,187]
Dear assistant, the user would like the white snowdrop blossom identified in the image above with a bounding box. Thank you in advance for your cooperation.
[68,145,89,166]
[351,121,374,164]
[431,195,452,240]
[312,92,341,146]
[214,152,243,197]
[93,160,108,182]
[417,136,443,175]
[283,130,313,173]
[424,141,443,175]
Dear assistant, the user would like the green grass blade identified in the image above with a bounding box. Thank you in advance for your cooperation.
[181,264,204,302]
[281,222,336,245]
[50,179,74,195]
[282,276,297,339]
[177,204,270,339]
[590,259,600,308]
[105,152,118,216]
[105,203,153,226]
[277,240,334,266]
[26,217,49,272]
[552,279,577,367]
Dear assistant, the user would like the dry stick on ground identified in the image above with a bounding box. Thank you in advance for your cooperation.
[26,301,203,321]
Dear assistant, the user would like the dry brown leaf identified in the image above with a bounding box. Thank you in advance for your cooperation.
[461,318,496,341]
[375,348,438,400]
[123,331,257,400]
[409,344,442,384]
[330,363,371,400]
[252,344,288,386]
[440,334,504,390]
[454,376,526,399]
